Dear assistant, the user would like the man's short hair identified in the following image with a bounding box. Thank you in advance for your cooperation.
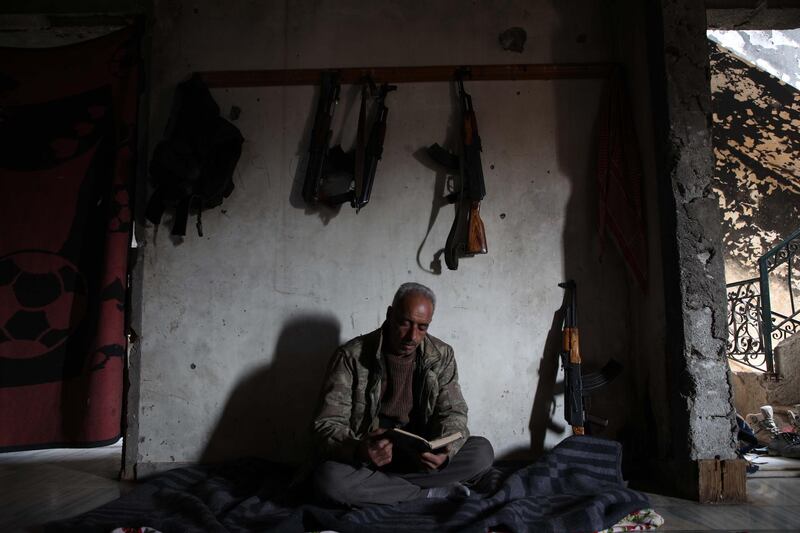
[392,282,436,310]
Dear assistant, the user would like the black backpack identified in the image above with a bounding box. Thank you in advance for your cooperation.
[146,74,243,236]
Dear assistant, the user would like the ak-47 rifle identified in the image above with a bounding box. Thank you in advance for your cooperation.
[304,74,396,210]
[558,280,623,436]
[356,82,396,209]
[326,81,396,209]
[426,72,487,270]
[303,71,341,206]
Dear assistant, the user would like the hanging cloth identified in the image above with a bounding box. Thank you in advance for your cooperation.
[596,73,648,290]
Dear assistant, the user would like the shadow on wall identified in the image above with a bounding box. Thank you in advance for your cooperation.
[528,299,570,457]
[500,293,570,462]
[413,81,460,276]
[201,314,340,465]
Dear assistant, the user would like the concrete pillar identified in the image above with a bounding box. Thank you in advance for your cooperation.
[646,0,739,494]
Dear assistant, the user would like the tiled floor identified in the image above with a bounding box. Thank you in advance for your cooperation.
[0,440,130,532]
[1,443,800,532]
[648,455,800,531]
[651,478,800,531]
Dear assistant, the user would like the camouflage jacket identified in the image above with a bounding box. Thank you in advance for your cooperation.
[312,326,469,464]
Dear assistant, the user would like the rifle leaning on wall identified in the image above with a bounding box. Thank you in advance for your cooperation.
[426,71,488,270]
[558,280,623,435]
[302,73,396,210]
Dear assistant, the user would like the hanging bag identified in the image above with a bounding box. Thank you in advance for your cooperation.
[146,74,243,237]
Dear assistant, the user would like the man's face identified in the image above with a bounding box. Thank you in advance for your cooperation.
[385,293,434,356]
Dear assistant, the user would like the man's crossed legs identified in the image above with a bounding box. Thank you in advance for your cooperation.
[313,436,494,506]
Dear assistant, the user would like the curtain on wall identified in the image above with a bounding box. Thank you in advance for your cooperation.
[0,26,140,450]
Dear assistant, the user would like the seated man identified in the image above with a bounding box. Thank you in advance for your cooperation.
[312,282,494,506]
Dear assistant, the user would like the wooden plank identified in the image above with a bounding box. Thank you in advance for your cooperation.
[698,458,723,503]
[198,62,618,88]
[698,458,748,503]
[722,458,747,502]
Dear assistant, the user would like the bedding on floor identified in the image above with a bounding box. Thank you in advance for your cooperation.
[48,436,653,533]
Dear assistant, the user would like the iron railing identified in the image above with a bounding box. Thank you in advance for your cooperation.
[726,278,767,371]
[727,226,800,374]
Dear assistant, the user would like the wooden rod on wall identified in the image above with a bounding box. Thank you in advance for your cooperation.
[198,63,618,88]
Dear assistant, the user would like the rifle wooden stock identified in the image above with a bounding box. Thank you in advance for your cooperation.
[562,326,584,435]
[466,201,488,255]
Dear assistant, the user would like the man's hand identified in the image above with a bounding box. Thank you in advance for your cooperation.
[419,446,449,471]
[357,429,393,467]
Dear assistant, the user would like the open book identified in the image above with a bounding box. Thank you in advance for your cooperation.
[387,428,463,453]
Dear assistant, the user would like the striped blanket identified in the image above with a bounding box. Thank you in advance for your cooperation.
[46,436,650,533]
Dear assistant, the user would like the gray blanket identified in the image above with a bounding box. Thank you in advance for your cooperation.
[46,436,650,533]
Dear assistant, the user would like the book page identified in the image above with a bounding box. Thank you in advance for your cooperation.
[387,428,462,452]
[427,432,462,450]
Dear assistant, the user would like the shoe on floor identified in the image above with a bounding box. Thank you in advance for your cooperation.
[783,409,800,433]
[745,405,781,446]
[767,432,800,459]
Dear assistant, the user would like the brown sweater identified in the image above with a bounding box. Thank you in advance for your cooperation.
[379,353,415,426]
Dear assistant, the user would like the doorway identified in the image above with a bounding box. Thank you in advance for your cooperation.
[707,26,800,476]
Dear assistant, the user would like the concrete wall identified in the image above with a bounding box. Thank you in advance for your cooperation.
[707,2,800,31]
[731,334,800,416]
[133,0,636,471]
[773,334,800,405]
